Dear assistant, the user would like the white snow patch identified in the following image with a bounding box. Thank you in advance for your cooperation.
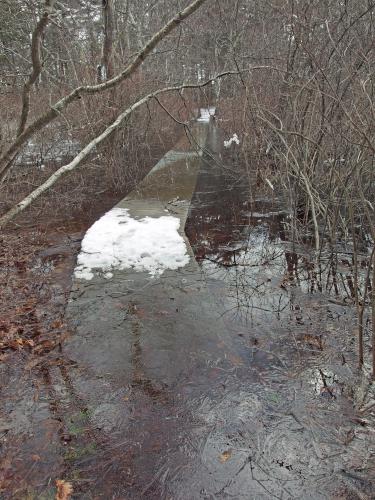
[224,133,240,148]
[74,208,190,280]
[197,107,216,122]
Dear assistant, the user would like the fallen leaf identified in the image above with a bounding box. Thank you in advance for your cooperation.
[52,320,64,329]
[302,333,323,350]
[227,353,243,366]
[219,449,232,463]
[55,479,73,500]
[26,357,45,370]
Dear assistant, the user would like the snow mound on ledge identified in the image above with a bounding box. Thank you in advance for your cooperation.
[74,208,189,280]
[197,107,216,122]
[224,133,240,148]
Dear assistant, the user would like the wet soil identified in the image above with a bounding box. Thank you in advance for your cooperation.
[1,124,375,499]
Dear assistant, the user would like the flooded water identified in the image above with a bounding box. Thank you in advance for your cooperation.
[61,123,371,498]
[1,122,375,499]
[186,126,370,326]
[186,125,288,327]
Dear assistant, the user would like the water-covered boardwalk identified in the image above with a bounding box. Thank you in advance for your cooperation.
[63,121,371,499]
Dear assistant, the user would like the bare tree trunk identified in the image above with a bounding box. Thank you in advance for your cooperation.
[17,0,55,137]
[98,0,114,82]
[372,246,375,379]
[350,200,364,367]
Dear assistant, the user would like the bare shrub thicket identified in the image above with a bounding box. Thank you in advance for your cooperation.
[216,0,375,373]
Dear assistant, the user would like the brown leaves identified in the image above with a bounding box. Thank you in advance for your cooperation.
[51,319,64,329]
[0,259,70,356]
[301,333,324,350]
[55,479,73,500]
[0,298,39,352]
[219,449,232,463]
[0,309,68,355]
[0,231,71,360]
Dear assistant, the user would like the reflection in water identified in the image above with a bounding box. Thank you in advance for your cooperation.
[185,126,371,325]
[185,127,289,324]
[128,302,168,403]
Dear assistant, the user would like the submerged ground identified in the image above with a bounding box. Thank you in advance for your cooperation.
[1,121,375,499]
